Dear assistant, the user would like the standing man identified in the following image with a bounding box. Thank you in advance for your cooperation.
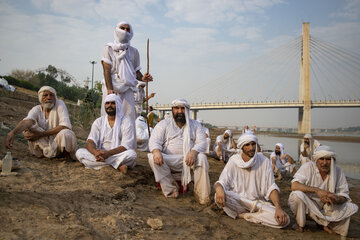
[76,94,136,173]
[134,82,155,117]
[147,98,210,205]
[270,143,296,179]
[213,129,237,162]
[299,134,320,165]
[289,145,358,236]
[101,21,153,148]
[5,86,77,159]
[214,133,290,228]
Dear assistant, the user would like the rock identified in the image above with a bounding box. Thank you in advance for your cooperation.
[103,216,117,227]
[146,218,163,230]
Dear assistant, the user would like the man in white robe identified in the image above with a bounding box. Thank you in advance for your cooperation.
[76,94,136,173]
[289,145,358,236]
[213,129,237,162]
[135,116,150,152]
[270,143,296,179]
[134,82,155,117]
[197,119,210,154]
[101,21,153,148]
[299,133,320,165]
[148,98,210,205]
[214,133,290,228]
[5,86,77,159]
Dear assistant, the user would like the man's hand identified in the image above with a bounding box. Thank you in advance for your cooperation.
[153,150,163,166]
[149,92,155,98]
[185,150,197,166]
[316,189,336,204]
[94,149,105,162]
[214,183,226,207]
[5,132,15,149]
[274,206,288,226]
[23,129,42,141]
[142,73,153,82]
[107,89,116,95]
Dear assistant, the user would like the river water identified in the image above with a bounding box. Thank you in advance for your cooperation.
[234,134,360,180]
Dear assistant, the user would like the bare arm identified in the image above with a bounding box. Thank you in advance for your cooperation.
[152,148,163,166]
[269,190,288,225]
[102,61,114,93]
[282,153,295,164]
[137,70,153,82]
[24,125,69,141]
[231,137,236,149]
[5,119,35,148]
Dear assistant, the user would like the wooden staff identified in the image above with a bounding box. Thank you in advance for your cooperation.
[146,38,151,136]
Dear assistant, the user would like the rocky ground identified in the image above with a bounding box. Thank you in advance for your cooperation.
[0,91,359,239]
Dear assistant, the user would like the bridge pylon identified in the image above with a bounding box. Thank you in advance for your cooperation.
[298,22,311,135]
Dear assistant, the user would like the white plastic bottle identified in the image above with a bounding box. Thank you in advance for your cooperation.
[1,152,12,175]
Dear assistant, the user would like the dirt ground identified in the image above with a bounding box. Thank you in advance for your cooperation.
[0,93,359,240]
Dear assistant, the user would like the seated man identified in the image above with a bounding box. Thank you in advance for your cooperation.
[148,98,210,205]
[213,129,237,163]
[289,145,358,236]
[135,116,150,152]
[299,133,320,165]
[270,143,296,179]
[197,119,210,154]
[5,86,77,159]
[76,94,136,173]
[214,133,290,228]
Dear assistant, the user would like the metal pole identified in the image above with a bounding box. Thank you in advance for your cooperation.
[89,61,97,89]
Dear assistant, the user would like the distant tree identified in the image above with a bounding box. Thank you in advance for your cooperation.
[10,69,41,86]
[46,65,58,78]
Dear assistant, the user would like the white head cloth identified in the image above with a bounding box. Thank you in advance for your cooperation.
[236,133,259,168]
[111,21,133,52]
[313,145,336,192]
[275,143,285,157]
[171,98,192,187]
[102,94,124,149]
[197,119,204,125]
[222,129,232,149]
[38,86,57,103]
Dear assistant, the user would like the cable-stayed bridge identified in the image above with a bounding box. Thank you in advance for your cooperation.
[153,23,360,134]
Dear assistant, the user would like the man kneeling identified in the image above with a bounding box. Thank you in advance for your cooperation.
[214,133,290,228]
[5,86,77,159]
[148,98,210,205]
[76,94,136,173]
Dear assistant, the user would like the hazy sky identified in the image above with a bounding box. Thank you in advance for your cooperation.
[0,0,359,129]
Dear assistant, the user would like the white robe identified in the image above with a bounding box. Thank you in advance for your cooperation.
[148,118,210,204]
[213,135,236,160]
[134,87,145,117]
[269,152,295,175]
[76,115,136,170]
[289,162,358,236]
[24,100,77,158]
[215,153,290,228]
[136,117,150,151]
[299,139,320,165]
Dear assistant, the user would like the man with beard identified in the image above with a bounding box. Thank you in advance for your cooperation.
[214,133,290,228]
[147,98,210,205]
[5,86,77,159]
[101,21,153,148]
[213,129,237,162]
[270,143,296,179]
[300,133,320,165]
[76,94,136,173]
[289,145,358,236]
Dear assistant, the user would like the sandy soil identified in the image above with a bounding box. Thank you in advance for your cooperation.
[0,93,359,239]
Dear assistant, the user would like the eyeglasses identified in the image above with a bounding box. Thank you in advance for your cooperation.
[120,26,130,32]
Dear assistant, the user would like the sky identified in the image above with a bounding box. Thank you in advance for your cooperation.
[0,0,359,129]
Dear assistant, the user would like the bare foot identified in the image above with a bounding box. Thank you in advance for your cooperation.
[292,223,304,232]
[237,213,246,219]
[323,226,334,234]
[118,165,128,174]
[168,191,179,199]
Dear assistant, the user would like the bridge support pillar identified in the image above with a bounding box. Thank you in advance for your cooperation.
[191,110,198,120]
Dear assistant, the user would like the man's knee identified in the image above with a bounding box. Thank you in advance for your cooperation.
[196,153,208,169]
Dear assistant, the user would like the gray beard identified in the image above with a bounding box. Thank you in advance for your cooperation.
[42,102,55,110]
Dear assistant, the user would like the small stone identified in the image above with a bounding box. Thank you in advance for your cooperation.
[146,218,163,230]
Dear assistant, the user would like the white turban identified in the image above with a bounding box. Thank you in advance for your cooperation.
[304,133,312,139]
[102,94,124,149]
[38,86,57,103]
[313,145,336,193]
[275,143,285,156]
[171,98,192,187]
[235,133,259,168]
[197,119,204,125]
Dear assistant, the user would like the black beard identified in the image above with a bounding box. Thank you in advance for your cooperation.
[106,107,116,116]
[174,113,186,124]
[275,151,281,156]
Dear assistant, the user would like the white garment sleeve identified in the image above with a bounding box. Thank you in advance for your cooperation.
[87,118,102,148]
[291,162,310,184]
[56,100,72,129]
[148,120,167,152]
[120,117,136,150]
[192,122,206,153]
[23,105,41,122]
[101,46,112,65]
[215,161,233,191]
[263,157,280,200]
[335,166,351,200]
[133,48,141,72]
